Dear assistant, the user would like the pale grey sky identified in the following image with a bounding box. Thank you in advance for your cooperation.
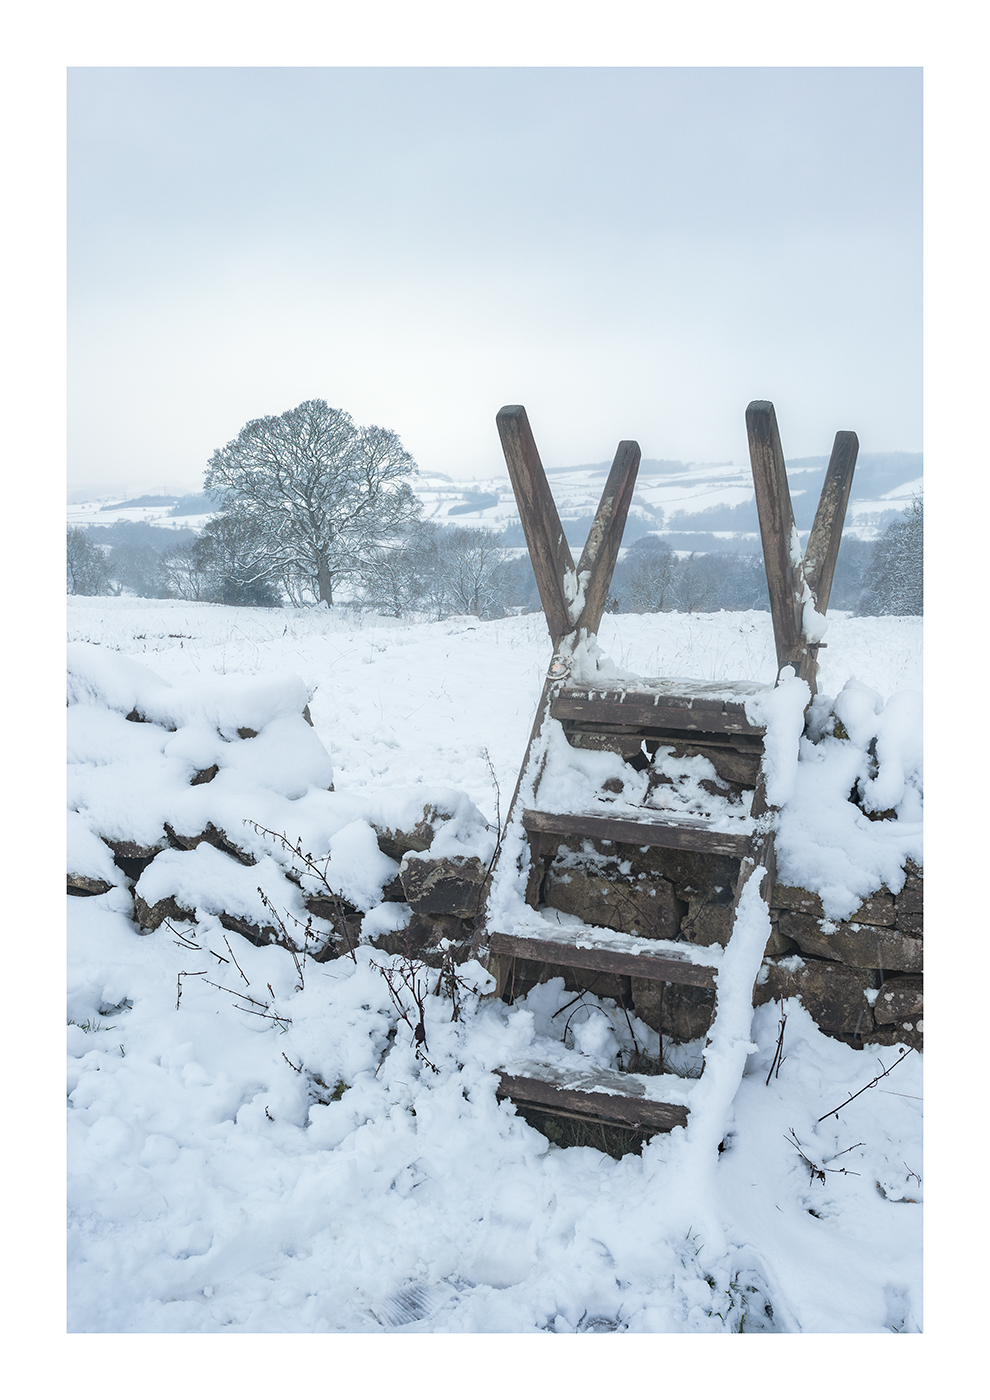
[68,66,921,494]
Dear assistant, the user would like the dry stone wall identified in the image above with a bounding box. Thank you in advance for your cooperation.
[758,863,923,1051]
[70,816,923,1050]
[503,838,923,1053]
[66,640,921,1052]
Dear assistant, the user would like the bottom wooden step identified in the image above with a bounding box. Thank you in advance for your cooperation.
[496,1059,692,1133]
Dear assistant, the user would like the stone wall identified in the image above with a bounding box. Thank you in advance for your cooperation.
[757,865,923,1051]
[501,839,923,1053]
[69,804,490,968]
[70,816,922,1054]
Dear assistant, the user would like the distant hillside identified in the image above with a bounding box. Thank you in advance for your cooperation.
[100,494,179,511]
[69,449,922,556]
[415,449,922,550]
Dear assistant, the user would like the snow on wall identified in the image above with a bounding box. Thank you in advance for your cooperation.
[772,680,923,918]
[68,643,494,935]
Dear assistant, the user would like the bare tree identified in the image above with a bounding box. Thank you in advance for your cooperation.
[192,509,283,606]
[361,522,434,617]
[203,399,421,605]
[857,495,923,616]
[158,540,208,601]
[360,522,514,620]
[67,529,111,596]
[618,535,678,612]
[436,527,514,618]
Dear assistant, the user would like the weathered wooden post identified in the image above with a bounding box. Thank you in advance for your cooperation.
[746,401,858,694]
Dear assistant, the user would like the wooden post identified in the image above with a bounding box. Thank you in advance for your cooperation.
[573,440,641,637]
[802,430,859,614]
[745,401,807,683]
[746,403,859,695]
[496,406,578,648]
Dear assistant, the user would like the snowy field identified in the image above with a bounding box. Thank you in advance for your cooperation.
[67,598,923,1335]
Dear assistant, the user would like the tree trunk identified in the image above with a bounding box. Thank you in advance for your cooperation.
[317,558,333,606]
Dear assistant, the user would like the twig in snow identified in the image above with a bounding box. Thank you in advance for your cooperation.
[818,1048,914,1122]
[224,935,250,985]
[255,887,308,986]
[829,1140,865,1160]
[561,1000,612,1050]
[785,1130,862,1185]
[199,978,292,1030]
[246,822,356,963]
[372,957,440,1074]
[165,919,201,951]
[765,1008,787,1086]
[176,969,206,1010]
[474,747,504,923]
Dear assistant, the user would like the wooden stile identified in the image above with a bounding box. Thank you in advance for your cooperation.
[477,400,856,1141]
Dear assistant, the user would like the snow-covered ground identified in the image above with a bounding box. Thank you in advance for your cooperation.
[66,599,923,1334]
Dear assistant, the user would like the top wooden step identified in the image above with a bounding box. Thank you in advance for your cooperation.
[551,680,769,736]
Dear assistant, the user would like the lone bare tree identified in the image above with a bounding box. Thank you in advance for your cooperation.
[203,399,421,605]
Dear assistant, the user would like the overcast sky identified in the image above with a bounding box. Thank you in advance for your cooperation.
[68,66,921,494]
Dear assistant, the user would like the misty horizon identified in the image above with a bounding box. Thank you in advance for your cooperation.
[69,67,921,495]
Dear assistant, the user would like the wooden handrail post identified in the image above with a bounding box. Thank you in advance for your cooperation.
[746,404,859,695]
[802,430,859,614]
[496,407,640,651]
[574,439,641,637]
[496,406,577,648]
[746,400,808,683]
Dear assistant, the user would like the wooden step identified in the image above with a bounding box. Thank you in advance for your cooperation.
[522,807,754,857]
[488,928,719,988]
[563,720,765,753]
[496,1059,692,1133]
[551,681,769,736]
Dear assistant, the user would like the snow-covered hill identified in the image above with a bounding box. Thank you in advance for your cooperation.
[67,450,923,550]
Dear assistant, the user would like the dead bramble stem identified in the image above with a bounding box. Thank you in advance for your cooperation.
[371,950,473,1068]
[224,934,249,985]
[165,919,201,951]
[372,955,440,1074]
[785,1130,862,1185]
[176,969,206,1010]
[765,1008,787,1086]
[247,822,357,963]
[474,747,504,922]
[200,977,291,1030]
[818,1048,914,1122]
